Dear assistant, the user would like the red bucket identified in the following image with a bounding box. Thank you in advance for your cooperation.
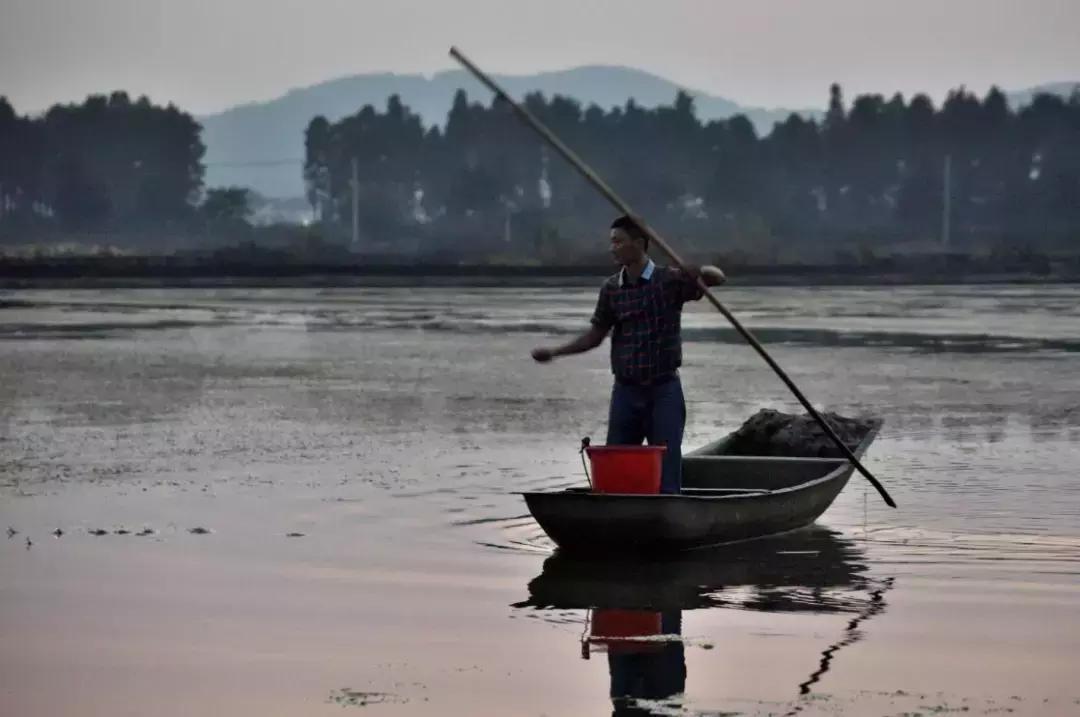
[585,445,665,494]
[590,609,664,655]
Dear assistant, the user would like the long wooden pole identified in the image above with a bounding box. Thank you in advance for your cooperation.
[449,47,895,508]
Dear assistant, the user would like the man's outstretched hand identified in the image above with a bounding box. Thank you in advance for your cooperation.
[531,326,605,363]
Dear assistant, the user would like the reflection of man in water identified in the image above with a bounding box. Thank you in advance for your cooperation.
[607,611,686,715]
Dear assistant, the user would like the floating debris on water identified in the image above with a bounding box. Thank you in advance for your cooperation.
[188,527,211,535]
[88,529,108,536]
[328,689,407,707]
[136,528,155,537]
[114,528,131,535]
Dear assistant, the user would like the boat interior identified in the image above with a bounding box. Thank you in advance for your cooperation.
[680,454,849,494]
[563,453,851,496]
[559,429,870,497]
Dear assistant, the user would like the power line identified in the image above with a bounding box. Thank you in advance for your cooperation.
[203,158,306,168]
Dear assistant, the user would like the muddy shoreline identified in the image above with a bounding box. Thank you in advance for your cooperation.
[2,254,1079,289]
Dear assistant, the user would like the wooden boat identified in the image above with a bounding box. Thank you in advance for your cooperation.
[523,423,880,553]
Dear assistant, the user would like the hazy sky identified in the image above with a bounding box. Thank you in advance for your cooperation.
[2,0,1077,115]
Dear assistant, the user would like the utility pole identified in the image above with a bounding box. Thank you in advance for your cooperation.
[350,157,359,249]
[319,167,333,230]
[942,153,952,250]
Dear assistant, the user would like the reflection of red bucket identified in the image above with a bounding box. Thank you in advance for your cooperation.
[586,446,665,494]
[590,609,664,654]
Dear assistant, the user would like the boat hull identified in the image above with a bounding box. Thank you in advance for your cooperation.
[524,464,855,552]
[523,427,878,553]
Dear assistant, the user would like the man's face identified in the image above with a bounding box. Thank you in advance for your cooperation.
[609,228,644,265]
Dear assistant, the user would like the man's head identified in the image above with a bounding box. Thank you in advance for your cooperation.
[609,215,649,266]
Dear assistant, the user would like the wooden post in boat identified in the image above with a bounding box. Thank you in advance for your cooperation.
[448,46,897,509]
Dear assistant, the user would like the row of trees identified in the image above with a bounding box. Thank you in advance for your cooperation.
[305,85,1080,259]
[0,92,229,237]
[2,84,1077,260]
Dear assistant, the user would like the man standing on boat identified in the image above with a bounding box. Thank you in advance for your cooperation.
[531,215,726,494]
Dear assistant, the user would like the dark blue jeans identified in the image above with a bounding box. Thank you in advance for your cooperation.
[606,376,686,494]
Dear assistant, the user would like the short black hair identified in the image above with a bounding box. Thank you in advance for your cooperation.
[610,215,649,251]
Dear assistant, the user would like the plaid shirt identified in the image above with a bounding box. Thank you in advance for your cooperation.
[590,259,704,383]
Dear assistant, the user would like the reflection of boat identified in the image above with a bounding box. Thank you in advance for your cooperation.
[523,425,879,552]
[517,526,869,614]
[514,527,889,716]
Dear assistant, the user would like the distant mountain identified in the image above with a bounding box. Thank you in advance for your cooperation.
[198,66,813,198]
[1006,81,1079,110]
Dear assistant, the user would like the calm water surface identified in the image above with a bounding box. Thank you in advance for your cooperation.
[1,284,1079,716]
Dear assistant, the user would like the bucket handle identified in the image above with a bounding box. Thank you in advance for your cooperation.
[579,436,592,490]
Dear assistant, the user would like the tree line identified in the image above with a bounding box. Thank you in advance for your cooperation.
[305,85,1080,260]
[0,92,256,243]
[0,92,209,234]
[2,83,1077,262]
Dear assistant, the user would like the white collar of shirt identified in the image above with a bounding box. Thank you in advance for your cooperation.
[619,258,655,287]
